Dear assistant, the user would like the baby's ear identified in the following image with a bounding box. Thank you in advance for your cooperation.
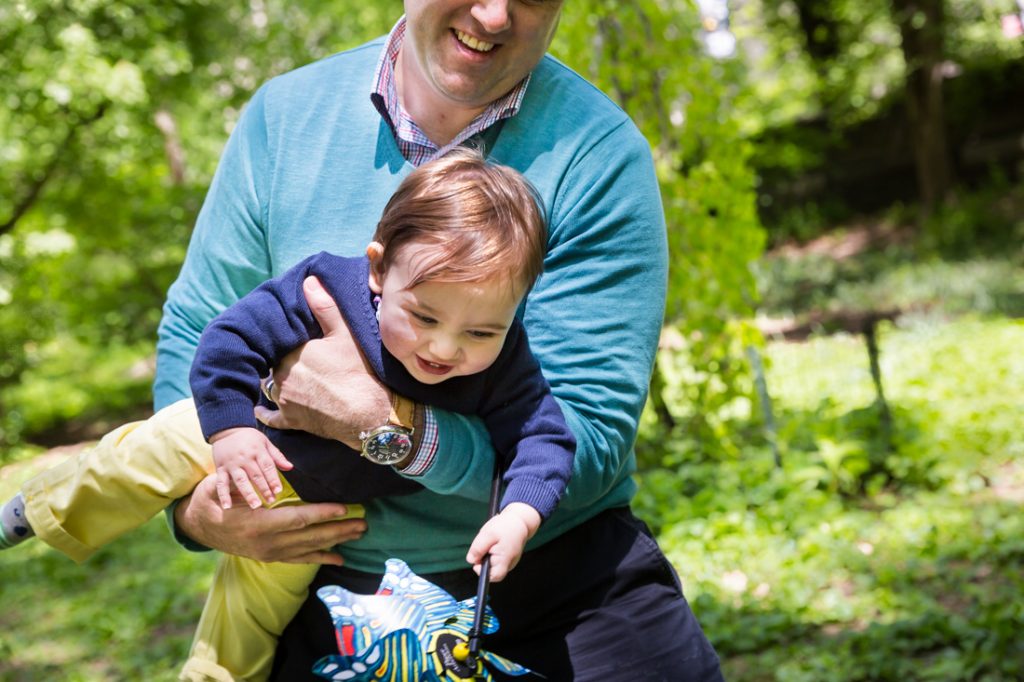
[366,241,385,293]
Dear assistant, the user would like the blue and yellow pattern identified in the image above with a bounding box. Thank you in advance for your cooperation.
[312,559,533,681]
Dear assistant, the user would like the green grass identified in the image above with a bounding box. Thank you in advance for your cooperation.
[638,316,1024,681]
[0,454,216,681]
[1,317,1020,680]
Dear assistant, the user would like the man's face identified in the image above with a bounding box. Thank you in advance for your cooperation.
[402,0,564,110]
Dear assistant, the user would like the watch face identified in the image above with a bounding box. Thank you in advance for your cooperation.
[363,428,413,465]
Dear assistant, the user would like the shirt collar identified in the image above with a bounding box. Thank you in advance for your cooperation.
[371,16,531,164]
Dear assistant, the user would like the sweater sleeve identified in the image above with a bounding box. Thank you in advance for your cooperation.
[476,326,575,520]
[188,255,324,440]
[405,121,667,510]
[154,85,274,409]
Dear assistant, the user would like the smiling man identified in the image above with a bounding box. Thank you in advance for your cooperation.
[396,0,562,144]
[159,2,724,680]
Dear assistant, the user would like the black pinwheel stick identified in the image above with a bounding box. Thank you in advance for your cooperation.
[469,461,503,659]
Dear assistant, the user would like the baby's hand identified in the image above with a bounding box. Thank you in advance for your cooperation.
[466,503,542,582]
[210,427,293,510]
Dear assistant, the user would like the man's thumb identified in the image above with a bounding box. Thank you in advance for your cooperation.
[303,275,343,335]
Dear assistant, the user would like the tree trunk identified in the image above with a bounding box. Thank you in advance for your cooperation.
[792,0,841,63]
[892,0,953,213]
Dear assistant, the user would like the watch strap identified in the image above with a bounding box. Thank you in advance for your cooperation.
[389,392,416,433]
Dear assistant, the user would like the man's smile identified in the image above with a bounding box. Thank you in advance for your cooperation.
[453,29,496,53]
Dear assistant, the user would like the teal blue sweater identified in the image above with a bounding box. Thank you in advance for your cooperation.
[156,37,668,573]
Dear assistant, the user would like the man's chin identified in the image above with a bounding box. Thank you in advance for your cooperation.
[432,71,510,108]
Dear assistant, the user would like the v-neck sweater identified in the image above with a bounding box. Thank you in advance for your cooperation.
[156,37,667,573]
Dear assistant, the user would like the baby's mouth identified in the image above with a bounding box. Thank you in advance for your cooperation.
[417,356,454,375]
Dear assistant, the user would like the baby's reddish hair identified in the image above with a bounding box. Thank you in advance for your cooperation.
[372,146,546,296]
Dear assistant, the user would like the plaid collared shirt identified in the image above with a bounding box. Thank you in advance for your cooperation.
[370,17,530,167]
[369,18,531,474]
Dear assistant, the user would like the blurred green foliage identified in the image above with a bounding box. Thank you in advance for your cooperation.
[0,0,399,452]
[736,0,1022,136]
[1,0,767,464]
[740,0,1024,240]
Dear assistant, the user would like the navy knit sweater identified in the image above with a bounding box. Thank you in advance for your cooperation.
[189,253,575,518]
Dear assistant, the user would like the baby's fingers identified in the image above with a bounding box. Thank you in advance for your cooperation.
[255,451,284,502]
[245,460,281,506]
[231,468,264,510]
[267,442,293,472]
[466,532,498,566]
[487,556,510,583]
[215,469,234,510]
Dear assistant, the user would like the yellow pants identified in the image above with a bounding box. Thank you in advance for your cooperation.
[21,398,362,682]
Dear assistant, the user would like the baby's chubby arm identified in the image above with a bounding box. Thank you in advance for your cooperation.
[466,502,542,582]
[209,427,293,510]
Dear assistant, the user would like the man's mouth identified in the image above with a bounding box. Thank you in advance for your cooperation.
[454,29,496,53]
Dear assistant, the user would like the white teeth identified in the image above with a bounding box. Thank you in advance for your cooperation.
[455,29,495,53]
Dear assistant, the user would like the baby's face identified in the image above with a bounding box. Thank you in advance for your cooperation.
[369,243,522,384]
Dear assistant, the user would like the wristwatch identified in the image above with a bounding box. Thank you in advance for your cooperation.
[359,394,416,466]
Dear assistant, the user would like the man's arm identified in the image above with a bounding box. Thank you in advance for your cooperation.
[155,85,275,409]
[155,86,395,556]
[253,276,394,450]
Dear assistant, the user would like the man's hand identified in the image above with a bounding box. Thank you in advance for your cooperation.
[174,473,366,565]
[255,275,391,449]
[210,427,293,509]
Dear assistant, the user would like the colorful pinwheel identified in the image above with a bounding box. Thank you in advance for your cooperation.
[312,558,534,681]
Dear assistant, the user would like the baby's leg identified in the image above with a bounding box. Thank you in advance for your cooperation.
[180,484,364,682]
[180,555,318,682]
[19,398,212,563]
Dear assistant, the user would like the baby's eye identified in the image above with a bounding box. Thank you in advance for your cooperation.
[412,312,437,325]
[467,330,497,339]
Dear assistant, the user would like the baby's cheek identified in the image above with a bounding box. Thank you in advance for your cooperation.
[468,346,504,374]
[379,317,417,352]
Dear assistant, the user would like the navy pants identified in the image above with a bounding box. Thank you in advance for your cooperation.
[270,507,723,681]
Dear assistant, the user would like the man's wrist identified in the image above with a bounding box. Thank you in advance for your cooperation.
[167,497,212,552]
[393,402,438,475]
[391,395,422,470]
